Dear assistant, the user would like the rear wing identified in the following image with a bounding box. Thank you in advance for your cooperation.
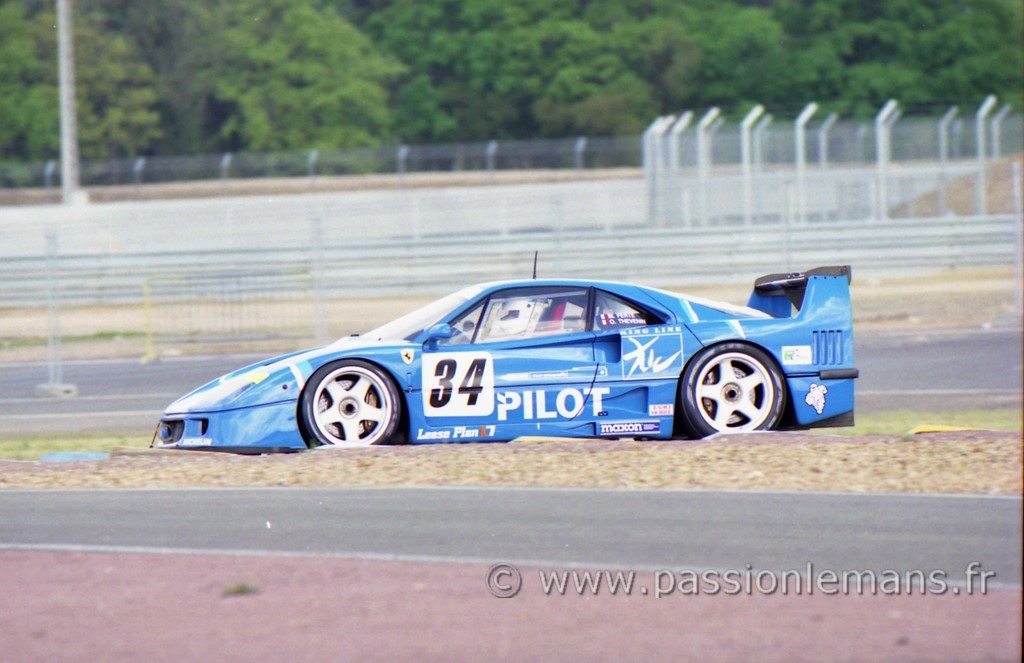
[746,265,852,318]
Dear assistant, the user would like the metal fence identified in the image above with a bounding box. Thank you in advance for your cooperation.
[1,99,1019,189]
[643,98,1022,225]
[0,137,642,189]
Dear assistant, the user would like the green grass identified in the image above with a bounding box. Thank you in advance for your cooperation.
[0,432,151,461]
[221,583,260,598]
[816,408,1023,436]
[0,331,146,350]
[0,409,1019,460]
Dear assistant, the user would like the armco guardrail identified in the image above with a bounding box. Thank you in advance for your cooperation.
[0,214,1017,306]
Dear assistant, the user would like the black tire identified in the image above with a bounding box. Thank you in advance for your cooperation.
[677,342,786,438]
[299,359,402,448]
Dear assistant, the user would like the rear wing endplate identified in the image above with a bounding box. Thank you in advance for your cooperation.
[748,265,851,317]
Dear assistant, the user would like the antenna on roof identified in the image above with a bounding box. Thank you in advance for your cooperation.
[532,251,538,279]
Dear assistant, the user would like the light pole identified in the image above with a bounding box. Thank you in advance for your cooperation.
[57,0,81,205]
[37,0,80,398]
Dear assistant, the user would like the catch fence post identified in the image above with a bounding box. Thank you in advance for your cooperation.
[573,136,587,175]
[741,105,765,226]
[938,107,958,216]
[974,95,997,214]
[668,113,693,225]
[307,149,319,178]
[696,107,721,225]
[990,104,1011,160]
[753,114,772,173]
[874,100,899,221]
[133,157,146,185]
[219,152,232,179]
[817,112,838,170]
[795,102,818,225]
[44,160,57,190]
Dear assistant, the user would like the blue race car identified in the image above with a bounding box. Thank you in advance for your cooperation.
[152,266,858,453]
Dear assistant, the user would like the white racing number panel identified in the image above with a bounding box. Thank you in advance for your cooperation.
[422,352,496,417]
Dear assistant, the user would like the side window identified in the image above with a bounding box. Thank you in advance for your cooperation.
[593,291,661,330]
[440,302,485,345]
[475,288,588,343]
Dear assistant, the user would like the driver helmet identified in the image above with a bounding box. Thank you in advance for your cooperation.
[490,298,534,338]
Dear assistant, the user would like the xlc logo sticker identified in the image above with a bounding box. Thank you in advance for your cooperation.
[422,352,495,417]
[599,421,661,436]
[805,383,828,414]
[620,331,684,379]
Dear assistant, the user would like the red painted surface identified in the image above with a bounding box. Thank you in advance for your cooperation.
[0,551,1019,662]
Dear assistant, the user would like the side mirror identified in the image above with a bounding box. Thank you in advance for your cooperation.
[424,323,455,350]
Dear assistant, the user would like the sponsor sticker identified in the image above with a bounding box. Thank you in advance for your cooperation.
[500,366,608,382]
[649,403,674,416]
[599,421,661,436]
[621,325,683,336]
[781,345,813,366]
[179,437,213,447]
[243,370,269,385]
[496,387,609,422]
[804,383,828,414]
[416,425,497,441]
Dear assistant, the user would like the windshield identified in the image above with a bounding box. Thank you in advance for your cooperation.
[359,285,485,342]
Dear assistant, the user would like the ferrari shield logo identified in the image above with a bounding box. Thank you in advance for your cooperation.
[401,349,415,365]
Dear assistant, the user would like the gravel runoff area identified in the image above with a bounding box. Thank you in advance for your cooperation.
[1,430,1020,494]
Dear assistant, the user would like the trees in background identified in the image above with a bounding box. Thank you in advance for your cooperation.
[0,0,1020,161]
[206,0,402,151]
[0,1,53,160]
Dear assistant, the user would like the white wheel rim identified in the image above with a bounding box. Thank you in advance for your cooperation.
[311,366,393,447]
[694,352,775,432]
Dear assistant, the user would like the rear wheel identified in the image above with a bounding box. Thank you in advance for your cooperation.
[678,343,785,438]
[300,360,402,448]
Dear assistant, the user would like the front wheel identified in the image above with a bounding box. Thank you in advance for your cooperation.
[678,343,786,438]
[300,360,402,448]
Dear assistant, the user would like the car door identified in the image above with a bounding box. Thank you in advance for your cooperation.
[589,289,697,437]
[417,285,601,441]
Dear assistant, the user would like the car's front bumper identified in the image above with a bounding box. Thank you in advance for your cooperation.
[152,401,307,453]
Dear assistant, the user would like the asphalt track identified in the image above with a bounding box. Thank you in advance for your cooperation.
[1,487,1020,588]
[0,328,1020,435]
